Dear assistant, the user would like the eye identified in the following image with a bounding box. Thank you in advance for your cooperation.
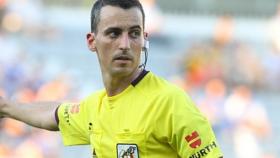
[129,30,141,38]
[108,31,120,38]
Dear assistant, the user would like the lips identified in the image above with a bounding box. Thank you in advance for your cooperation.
[113,55,132,61]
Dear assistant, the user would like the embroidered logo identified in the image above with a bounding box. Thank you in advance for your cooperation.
[63,103,80,125]
[117,144,139,158]
[70,103,80,114]
[185,131,202,148]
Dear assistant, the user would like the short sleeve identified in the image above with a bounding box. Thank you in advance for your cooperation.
[155,88,223,158]
[56,102,90,146]
[170,92,223,157]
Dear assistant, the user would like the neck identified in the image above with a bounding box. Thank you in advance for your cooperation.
[103,68,142,97]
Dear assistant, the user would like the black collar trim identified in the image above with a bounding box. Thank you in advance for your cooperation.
[131,69,149,87]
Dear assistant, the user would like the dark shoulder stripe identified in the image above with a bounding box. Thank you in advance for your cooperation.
[131,70,149,87]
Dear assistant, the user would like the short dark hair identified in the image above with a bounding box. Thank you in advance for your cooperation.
[90,0,145,33]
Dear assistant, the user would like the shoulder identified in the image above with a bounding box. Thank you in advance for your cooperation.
[80,89,106,107]
[141,72,190,103]
[149,72,186,97]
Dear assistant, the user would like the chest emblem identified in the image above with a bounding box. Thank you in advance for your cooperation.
[117,144,139,158]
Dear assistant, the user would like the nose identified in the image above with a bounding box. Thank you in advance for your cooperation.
[119,33,130,51]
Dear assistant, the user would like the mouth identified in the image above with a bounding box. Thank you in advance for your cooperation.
[113,55,132,61]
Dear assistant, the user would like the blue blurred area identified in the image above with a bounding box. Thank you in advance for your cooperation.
[0,1,280,158]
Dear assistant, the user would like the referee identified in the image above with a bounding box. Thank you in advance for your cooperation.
[0,0,223,157]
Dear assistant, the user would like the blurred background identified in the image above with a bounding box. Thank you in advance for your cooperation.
[0,0,280,157]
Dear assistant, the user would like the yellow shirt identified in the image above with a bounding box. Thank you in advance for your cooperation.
[56,70,223,158]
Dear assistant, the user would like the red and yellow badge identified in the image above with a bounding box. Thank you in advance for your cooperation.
[70,103,80,114]
[185,131,202,148]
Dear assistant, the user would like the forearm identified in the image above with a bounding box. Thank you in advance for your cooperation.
[2,100,60,131]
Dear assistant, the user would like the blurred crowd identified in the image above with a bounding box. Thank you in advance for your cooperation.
[0,0,72,157]
[0,0,280,158]
[172,41,280,158]
[174,13,280,92]
[171,9,280,158]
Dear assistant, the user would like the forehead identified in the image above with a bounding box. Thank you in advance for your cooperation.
[98,5,143,31]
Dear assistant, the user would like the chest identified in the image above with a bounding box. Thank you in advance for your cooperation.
[89,98,156,157]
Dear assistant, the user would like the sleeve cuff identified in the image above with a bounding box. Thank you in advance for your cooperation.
[55,105,60,125]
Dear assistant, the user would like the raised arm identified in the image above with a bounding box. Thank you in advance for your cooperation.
[0,96,60,131]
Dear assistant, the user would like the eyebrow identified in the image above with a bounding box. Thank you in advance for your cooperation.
[129,25,142,30]
[104,27,122,35]
[104,25,142,33]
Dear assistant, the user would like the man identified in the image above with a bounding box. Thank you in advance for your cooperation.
[0,0,223,157]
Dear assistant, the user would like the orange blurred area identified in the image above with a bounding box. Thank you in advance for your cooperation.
[36,77,70,101]
[0,0,5,7]
[1,12,23,33]
[2,119,26,137]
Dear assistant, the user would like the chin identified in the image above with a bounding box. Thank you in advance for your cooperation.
[111,67,136,76]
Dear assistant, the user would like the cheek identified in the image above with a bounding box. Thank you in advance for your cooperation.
[96,41,114,57]
[131,40,143,51]
[96,35,115,49]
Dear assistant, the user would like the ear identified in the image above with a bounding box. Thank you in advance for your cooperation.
[142,32,149,48]
[86,33,97,52]
[144,32,148,40]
